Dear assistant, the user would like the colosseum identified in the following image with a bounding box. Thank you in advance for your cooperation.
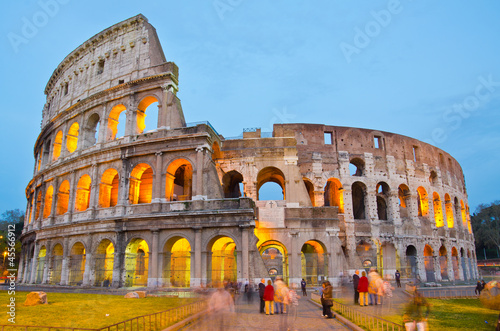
[19,14,478,289]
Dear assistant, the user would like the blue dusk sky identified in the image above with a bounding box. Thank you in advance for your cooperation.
[0,1,499,214]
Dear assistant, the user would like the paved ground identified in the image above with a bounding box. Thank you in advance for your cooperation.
[181,294,349,331]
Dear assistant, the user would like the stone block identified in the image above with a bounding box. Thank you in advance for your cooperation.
[24,292,48,306]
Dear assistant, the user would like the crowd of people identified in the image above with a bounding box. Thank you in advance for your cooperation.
[352,268,395,308]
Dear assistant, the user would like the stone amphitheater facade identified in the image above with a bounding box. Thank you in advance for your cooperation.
[19,14,478,289]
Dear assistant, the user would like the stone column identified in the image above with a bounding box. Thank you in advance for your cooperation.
[42,241,51,284]
[236,250,243,283]
[446,245,454,282]
[29,241,39,284]
[433,255,441,282]
[241,225,250,281]
[148,230,159,287]
[67,171,77,222]
[193,227,202,287]
[289,231,301,285]
[112,231,124,288]
[49,177,58,225]
[21,247,30,284]
[37,182,46,229]
[193,146,205,199]
[82,236,92,286]
[60,237,70,286]
[117,158,129,216]
[17,250,25,283]
[152,153,163,212]
[88,163,99,214]
[388,192,401,225]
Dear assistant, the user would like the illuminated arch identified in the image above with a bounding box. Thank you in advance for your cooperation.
[99,168,119,208]
[417,187,429,217]
[165,159,193,201]
[124,238,149,287]
[303,178,315,207]
[129,163,153,204]
[259,240,289,282]
[222,170,244,198]
[208,236,237,287]
[405,245,418,278]
[257,167,286,200]
[451,247,459,280]
[56,180,70,215]
[69,242,86,286]
[162,237,191,288]
[324,178,344,212]
[107,104,127,140]
[439,245,448,280]
[301,240,327,285]
[66,122,79,153]
[35,246,47,284]
[137,96,159,134]
[43,185,53,218]
[83,113,100,148]
[34,190,42,220]
[433,192,444,227]
[75,174,92,211]
[52,130,63,161]
[94,239,114,286]
[460,200,467,228]
[398,184,410,218]
[50,244,63,284]
[424,245,435,282]
[444,194,454,228]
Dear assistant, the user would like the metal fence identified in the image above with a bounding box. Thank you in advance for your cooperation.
[416,287,476,299]
[330,300,403,331]
[0,300,207,331]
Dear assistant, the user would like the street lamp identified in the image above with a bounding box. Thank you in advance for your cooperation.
[2,251,6,267]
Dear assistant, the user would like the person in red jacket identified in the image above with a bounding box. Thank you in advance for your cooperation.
[357,271,369,306]
[263,280,275,315]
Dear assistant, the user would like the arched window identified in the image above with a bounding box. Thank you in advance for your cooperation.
[460,200,467,228]
[429,171,438,185]
[257,167,285,200]
[137,96,159,134]
[83,113,100,148]
[66,122,79,153]
[99,168,119,208]
[398,184,410,218]
[107,104,127,140]
[222,170,244,198]
[324,178,343,212]
[433,192,444,227]
[417,187,428,217]
[376,182,390,221]
[43,185,53,218]
[352,182,366,219]
[444,194,454,228]
[75,175,92,211]
[56,180,70,215]
[349,158,364,176]
[303,179,315,207]
[52,130,63,161]
[34,190,42,220]
[165,159,193,201]
[129,164,153,204]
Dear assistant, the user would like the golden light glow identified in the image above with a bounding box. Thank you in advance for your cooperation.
[56,180,70,215]
[125,239,149,287]
[66,122,79,153]
[324,178,344,212]
[433,192,444,227]
[444,194,454,228]
[43,185,53,218]
[460,200,467,227]
[211,237,236,287]
[35,191,42,220]
[107,104,126,140]
[165,159,193,201]
[129,164,153,204]
[99,168,119,208]
[52,130,63,161]
[136,96,159,134]
[417,186,428,217]
[168,238,191,287]
[95,239,114,286]
[75,174,91,212]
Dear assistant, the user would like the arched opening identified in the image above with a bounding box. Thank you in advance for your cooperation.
[467,249,473,279]
[424,245,435,282]
[99,168,119,208]
[356,241,375,273]
[222,170,244,198]
[43,185,53,218]
[52,130,63,161]
[66,122,79,153]
[417,187,429,217]
[466,204,472,233]
[451,247,459,280]
[460,200,467,228]
[259,240,288,283]
[352,182,366,220]
[162,237,191,288]
[107,104,127,140]
[433,192,444,227]
[405,245,418,279]
[429,171,438,185]
[69,242,86,286]
[209,236,237,288]
[444,194,454,228]
[124,239,149,287]
[83,113,100,148]
[349,158,364,176]
[137,96,159,134]
[94,239,114,287]
[380,242,396,277]
[165,159,193,201]
[439,246,448,280]
[257,167,285,201]
[42,140,51,166]
[75,174,92,212]
[398,184,410,219]
[56,180,70,215]
[324,178,344,212]
[212,142,222,161]
[50,244,63,284]
[301,240,327,285]
[376,182,390,221]
[303,179,315,207]
[129,163,153,204]
[36,246,47,284]
[460,248,468,280]
[34,191,42,220]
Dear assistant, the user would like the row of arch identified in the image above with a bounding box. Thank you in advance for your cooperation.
[36,96,160,172]
[28,159,193,222]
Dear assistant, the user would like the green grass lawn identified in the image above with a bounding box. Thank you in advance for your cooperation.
[0,291,198,328]
[384,299,498,331]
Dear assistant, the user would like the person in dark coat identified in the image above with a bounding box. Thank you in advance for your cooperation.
[301,278,307,296]
[353,270,360,304]
[395,270,401,288]
[475,281,483,295]
[259,278,266,313]
[263,280,275,315]
[322,281,334,319]
[358,271,369,306]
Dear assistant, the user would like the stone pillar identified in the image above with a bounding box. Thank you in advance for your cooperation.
[236,250,243,283]
[117,158,129,215]
[201,250,208,287]
[67,171,77,222]
[42,241,51,284]
[88,163,99,214]
[161,83,186,129]
[97,107,107,144]
[148,230,159,287]
[152,152,163,205]
[446,245,454,282]
[433,255,441,282]
[289,231,301,285]
[21,247,30,284]
[389,192,401,225]
[49,177,58,225]
[17,250,25,283]
[112,231,124,288]
[241,225,250,281]
[29,241,39,284]
[60,237,70,286]
[193,227,202,287]
[37,183,46,229]
[82,241,93,286]
[193,146,205,199]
